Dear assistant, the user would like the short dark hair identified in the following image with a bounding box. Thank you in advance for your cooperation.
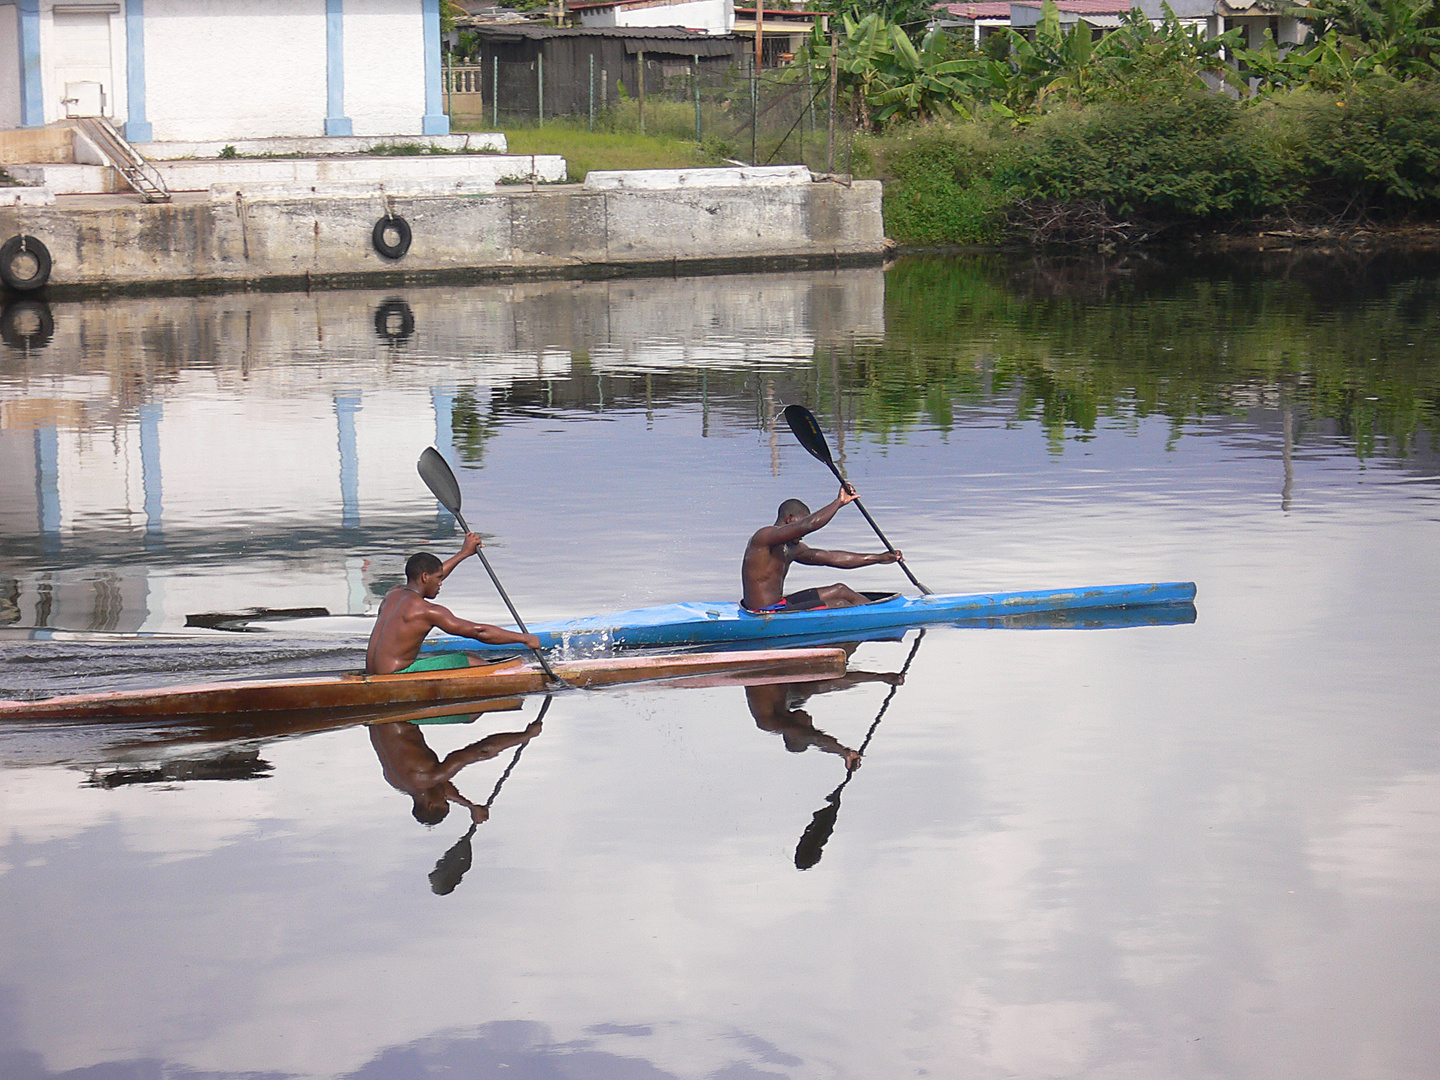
[406,552,443,581]
[777,498,810,522]
[412,789,451,826]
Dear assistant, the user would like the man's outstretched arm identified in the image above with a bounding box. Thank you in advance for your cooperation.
[428,605,541,650]
[435,720,544,782]
[793,544,902,570]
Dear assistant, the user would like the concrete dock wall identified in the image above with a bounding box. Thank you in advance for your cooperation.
[0,171,884,293]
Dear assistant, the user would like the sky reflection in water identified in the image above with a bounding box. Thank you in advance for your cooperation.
[0,254,1437,1079]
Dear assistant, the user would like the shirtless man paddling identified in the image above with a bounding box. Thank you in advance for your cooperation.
[366,533,541,675]
[741,485,902,613]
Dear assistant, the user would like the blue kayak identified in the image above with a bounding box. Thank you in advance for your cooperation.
[426,581,1197,655]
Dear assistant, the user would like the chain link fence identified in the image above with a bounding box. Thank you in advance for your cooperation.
[446,52,855,172]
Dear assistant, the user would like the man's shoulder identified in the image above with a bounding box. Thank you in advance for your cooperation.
[747,523,789,547]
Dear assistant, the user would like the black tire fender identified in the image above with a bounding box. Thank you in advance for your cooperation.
[372,215,412,260]
[0,235,52,291]
[373,298,415,343]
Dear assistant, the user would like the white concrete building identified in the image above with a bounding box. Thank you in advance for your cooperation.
[570,0,734,36]
[0,0,449,142]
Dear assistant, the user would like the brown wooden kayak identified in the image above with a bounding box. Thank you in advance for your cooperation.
[0,647,848,722]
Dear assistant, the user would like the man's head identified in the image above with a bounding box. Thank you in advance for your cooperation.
[776,498,810,525]
[406,552,444,597]
[412,785,452,826]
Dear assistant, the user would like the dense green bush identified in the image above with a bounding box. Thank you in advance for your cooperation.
[863,122,1009,243]
[999,92,1290,220]
[863,79,1440,246]
[1283,82,1440,212]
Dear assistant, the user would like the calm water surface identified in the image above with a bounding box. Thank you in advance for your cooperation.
[0,252,1437,1079]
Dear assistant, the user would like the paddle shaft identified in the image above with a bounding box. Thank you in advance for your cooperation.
[819,460,932,596]
[484,695,549,807]
[451,507,562,684]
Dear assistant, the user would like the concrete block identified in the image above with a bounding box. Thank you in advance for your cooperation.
[0,187,55,207]
[157,155,566,193]
[5,164,122,195]
[0,174,881,292]
[583,165,811,191]
[0,125,75,166]
[600,185,810,260]
[510,190,607,265]
[209,179,498,202]
[135,133,508,161]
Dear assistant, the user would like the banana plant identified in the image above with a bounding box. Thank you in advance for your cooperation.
[869,24,988,123]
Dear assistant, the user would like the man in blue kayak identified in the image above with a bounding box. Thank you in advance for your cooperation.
[741,485,903,612]
[366,534,540,675]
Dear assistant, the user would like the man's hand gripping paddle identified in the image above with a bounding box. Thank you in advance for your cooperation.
[417,447,564,686]
[782,405,932,595]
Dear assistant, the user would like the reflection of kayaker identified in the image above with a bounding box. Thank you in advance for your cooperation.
[741,485,903,613]
[745,645,903,771]
[370,716,543,826]
[365,536,540,675]
[793,631,926,871]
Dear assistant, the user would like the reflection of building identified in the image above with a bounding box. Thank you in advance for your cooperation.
[0,270,885,632]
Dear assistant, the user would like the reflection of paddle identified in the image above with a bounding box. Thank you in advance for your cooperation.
[429,822,478,895]
[795,630,925,870]
[429,696,550,895]
[417,446,563,685]
[783,404,931,595]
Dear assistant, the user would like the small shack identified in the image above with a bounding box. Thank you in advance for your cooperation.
[454,25,744,123]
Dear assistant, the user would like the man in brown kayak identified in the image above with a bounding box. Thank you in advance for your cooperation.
[741,484,903,613]
[366,533,541,675]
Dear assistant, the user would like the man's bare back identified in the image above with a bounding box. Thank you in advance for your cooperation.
[366,534,541,675]
[740,485,902,611]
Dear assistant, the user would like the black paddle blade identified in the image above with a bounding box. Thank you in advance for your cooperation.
[795,788,843,870]
[417,447,463,518]
[783,405,835,467]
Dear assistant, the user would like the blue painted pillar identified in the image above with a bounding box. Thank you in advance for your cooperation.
[324,0,352,136]
[432,386,454,462]
[33,424,59,552]
[124,0,153,142]
[421,0,449,135]
[18,0,43,127]
[335,394,361,530]
[139,401,163,545]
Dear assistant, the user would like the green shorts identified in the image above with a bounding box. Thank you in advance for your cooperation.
[398,652,473,724]
[397,651,472,673]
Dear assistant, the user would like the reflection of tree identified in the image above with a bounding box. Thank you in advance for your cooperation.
[830,253,1440,462]
[451,386,503,465]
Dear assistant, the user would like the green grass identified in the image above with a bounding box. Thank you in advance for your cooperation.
[453,117,716,182]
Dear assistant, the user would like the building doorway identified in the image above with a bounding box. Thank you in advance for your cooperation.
[53,9,114,118]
